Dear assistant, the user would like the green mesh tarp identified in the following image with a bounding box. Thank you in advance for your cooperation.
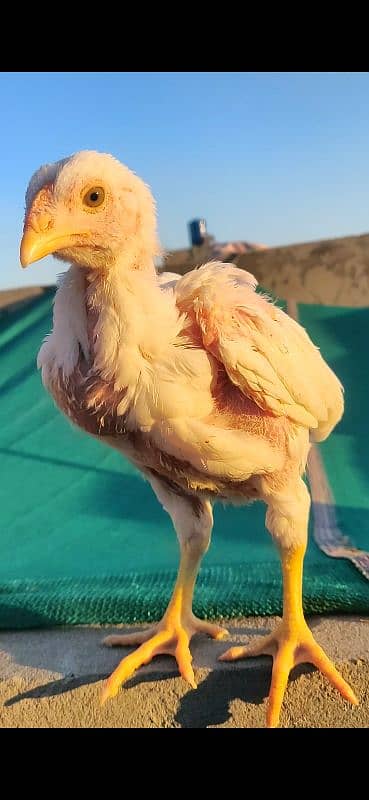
[0,291,368,629]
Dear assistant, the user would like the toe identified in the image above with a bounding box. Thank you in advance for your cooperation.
[103,628,156,648]
[299,642,358,705]
[266,647,294,728]
[101,631,170,704]
[194,620,229,640]
[219,634,275,662]
[219,645,247,661]
[175,632,197,688]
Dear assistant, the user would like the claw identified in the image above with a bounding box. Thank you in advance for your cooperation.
[101,676,121,705]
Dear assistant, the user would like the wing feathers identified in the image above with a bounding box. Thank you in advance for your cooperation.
[174,262,343,438]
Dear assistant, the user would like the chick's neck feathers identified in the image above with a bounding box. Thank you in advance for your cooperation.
[38,248,184,398]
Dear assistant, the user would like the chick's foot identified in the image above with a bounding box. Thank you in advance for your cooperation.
[219,619,358,728]
[101,615,228,703]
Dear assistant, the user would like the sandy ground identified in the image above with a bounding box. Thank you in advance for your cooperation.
[1,616,368,728]
[2,662,368,729]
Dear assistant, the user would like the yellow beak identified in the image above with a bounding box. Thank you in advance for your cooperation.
[20,226,77,268]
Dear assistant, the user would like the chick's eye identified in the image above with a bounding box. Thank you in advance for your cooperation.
[83,186,105,208]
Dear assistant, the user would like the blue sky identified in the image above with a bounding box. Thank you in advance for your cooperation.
[2,71,369,289]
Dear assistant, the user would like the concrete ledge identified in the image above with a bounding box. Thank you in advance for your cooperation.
[1,616,368,727]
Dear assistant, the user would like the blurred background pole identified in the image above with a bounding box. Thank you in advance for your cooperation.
[188,218,214,263]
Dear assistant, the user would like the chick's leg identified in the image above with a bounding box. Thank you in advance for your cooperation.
[101,482,227,703]
[220,478,358,727]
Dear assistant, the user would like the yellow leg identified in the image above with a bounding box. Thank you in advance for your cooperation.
[101,495,228,704]
[220,545,358,727]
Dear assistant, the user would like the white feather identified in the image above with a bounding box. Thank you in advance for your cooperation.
[37,265,89,385]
